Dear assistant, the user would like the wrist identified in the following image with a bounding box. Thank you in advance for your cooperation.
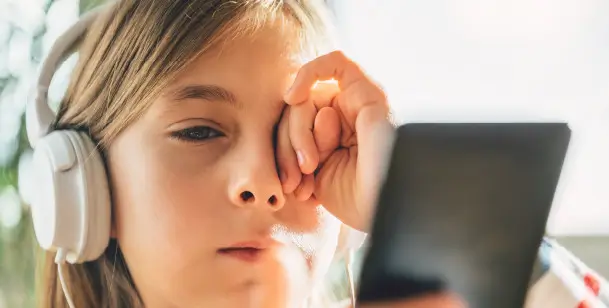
[358,122,396,233]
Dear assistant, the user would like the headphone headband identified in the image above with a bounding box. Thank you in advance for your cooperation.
[26,4,110,147]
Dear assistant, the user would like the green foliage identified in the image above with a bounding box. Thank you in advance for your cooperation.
[81,0,108,11]
[0,25,44,308]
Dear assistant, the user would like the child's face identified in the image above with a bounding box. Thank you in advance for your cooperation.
[106,25,342,307]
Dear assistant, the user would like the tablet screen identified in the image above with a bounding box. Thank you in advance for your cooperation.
[358,123,571,308]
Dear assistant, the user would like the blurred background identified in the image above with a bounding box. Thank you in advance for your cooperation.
[1,0,105,306]
[1,0,608,306]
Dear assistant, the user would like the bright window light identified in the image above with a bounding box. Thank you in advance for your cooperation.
[330,0,609,235]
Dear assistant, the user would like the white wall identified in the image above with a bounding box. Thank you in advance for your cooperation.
[329,0,609,236]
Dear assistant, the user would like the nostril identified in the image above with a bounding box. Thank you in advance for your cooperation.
[268,195,278,206]
[240,191,255,203]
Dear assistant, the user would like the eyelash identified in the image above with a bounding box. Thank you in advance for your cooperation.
[170,126,224,143]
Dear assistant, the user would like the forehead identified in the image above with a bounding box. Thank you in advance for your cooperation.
[168,24,305,106]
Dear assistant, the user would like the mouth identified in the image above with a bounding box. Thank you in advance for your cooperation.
[218,247,264,262]
[217,241,272,263]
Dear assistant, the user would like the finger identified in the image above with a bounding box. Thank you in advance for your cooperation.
[286,81,339,174]
[335,79,389,129]
[309,80,340,109]
[313,107,340,163]
[285,50,375,106]
[293,174,315,202]
[359,293,466,308]
[289,101,319,174]
[276,106,302,194]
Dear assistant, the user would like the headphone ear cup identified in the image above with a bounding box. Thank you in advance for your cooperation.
[68,131,111,262]
[29,130,111,264]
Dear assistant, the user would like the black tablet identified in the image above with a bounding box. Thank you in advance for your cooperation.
[357,123,571,308]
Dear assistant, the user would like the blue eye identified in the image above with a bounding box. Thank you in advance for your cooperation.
[171,126,223,142]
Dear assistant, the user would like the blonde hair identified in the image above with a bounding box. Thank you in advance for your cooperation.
[37,1,337,307]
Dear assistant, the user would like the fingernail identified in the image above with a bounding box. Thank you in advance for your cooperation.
[296,150,305,167]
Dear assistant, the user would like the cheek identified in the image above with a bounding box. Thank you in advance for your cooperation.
[106,134,228,274]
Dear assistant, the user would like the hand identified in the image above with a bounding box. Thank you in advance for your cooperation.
[360,293,467,308]
[276,51,395,232]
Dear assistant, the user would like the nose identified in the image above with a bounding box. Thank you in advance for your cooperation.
[232,186,285,210]
[229,158,286,211]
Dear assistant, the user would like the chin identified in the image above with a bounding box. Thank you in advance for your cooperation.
[227,244,315,307]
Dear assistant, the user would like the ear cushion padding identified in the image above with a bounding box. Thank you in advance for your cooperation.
[64,131,111,263]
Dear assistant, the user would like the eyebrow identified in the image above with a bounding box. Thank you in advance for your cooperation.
[168,84,241,109]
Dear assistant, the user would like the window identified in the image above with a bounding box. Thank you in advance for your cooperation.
[329,0,609,235]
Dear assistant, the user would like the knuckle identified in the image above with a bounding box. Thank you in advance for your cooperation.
[299,59,317,75]
[329,50,348,61]
[337,51,357,70]
[375,85,389,104]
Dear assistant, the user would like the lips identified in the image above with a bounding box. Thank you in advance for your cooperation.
[218,247,264,262]
[218,241,273,262]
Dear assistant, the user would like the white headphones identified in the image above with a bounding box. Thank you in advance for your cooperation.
[26,5,112,266]
[26,2,366,305]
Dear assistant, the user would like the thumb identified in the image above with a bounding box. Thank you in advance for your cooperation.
[313,106,340,163]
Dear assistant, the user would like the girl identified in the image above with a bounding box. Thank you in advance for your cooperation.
[31,0,464,307]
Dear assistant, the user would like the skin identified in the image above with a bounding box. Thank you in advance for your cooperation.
[105,21,465,308]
